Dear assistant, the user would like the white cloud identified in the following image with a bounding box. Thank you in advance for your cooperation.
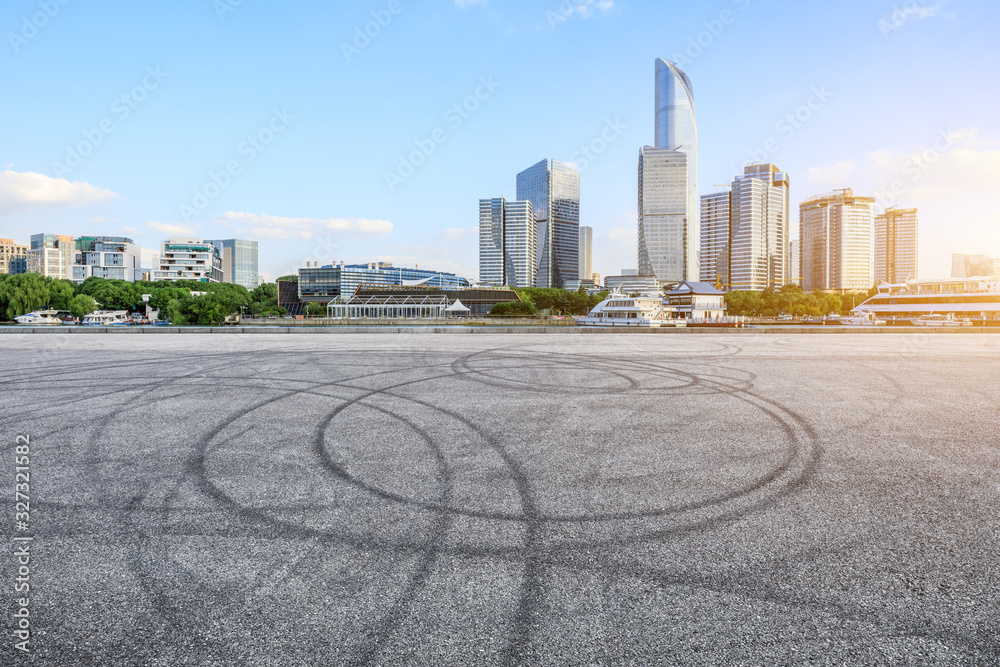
[146,221,197,237]
[219,211,393,241]
[0,170,119,215]
[438,226,478,241]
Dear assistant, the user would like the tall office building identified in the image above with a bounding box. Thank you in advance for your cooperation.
[154,238,224,283]
[699,165,789,291]
[638,147,689,283]
[72,236,142,282]
[700,191,731,285]
[27,234,74,280]
[800,189,876,293]
[479,198,537,289]
[789,239,800,285]
[0,239,28,275]
[874,208,918,284]
[516,159,580,289]
[650,58,699,280]
[210,239,259,290]
[729,164,790,291]
[579,226,594,284]
[952,253,1000,279]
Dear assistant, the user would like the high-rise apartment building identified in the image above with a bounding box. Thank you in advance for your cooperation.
[72,236,142,282]
[729,164,789,291]
[209,239,259,291]
[0,239,28,275]
[874,208,918,284]
[699,191,730,285]
[652,58,699,280]
[516,159,580,289]
[952,254,1000,279]
[479,198,537,289]
[700,165,789,291]
[800,189,876,293]
[579,226,594,284]
[154,238,223,283]
[789,239,800,285]
[638,146,689,283]
[27,234,74,280]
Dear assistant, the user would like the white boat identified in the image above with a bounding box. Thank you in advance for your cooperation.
[912,313,973,327]
[577,293,686,328]
[82,310,131,326]
[841,311,887,327]
[14,310,63,326]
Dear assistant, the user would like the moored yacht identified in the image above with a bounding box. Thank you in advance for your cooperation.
[82,311,131,326]
[912,313,973,327]
[577,293,686,328]
[14,310,63,326]
[840,310,887,326]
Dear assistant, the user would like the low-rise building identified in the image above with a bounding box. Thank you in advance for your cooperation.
[27,233,74,280]
[0,238,28,275]
[72,236,142,282]
[664,281,728,321]
[298,262,472,303]
[154,238,223,283]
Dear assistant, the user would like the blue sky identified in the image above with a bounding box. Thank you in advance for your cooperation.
[1,0,997,281]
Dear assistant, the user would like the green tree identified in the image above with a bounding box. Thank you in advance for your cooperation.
[0,273,52,319]
[48,280,76,311]
[69,294,98,320]
[306,302,326,318]
[489,301,538,317]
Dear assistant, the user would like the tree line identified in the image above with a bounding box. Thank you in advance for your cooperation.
[490,287,609,317]
[0,274,285,325]
[724,284,879,318]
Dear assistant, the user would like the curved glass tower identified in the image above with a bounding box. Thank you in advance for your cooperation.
[643,58,698,281]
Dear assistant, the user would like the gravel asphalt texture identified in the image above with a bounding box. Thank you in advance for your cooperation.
[1,333,998,666]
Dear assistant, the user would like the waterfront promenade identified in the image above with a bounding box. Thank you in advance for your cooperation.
[1,334,997,664]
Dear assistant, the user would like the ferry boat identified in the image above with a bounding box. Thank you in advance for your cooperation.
[852,277,1000,324]
[912,313,973,327]
[14,310,63,326]
[82,311,131,326]
[577,293,686,328]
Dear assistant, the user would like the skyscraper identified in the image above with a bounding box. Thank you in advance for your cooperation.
[478,197,537,289]
[479,198,505,286]
[875,208,918,284]
[789,239,801,285]
[638,146,688,283]
[700,165,790,291]
[700,191,731,285]
[729,164,790,291]
[579,226,594,284]
[210,239,259,290]
[650,58,698,280]
[516,159,580,289]
[800,189,876,293]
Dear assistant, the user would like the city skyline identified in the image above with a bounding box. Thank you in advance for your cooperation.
[1,1,997,283]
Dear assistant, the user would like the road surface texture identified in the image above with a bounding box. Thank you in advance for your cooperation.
[1,334,998,666]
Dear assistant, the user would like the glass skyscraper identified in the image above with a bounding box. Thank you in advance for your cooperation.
[650,58,699,281]
[210,239,259,290]
[516,159,580,289]
[579,226,593,284]
[638,147,689,283]
[478,197,536,288]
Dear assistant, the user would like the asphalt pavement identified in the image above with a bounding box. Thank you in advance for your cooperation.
[1,333,998,665]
